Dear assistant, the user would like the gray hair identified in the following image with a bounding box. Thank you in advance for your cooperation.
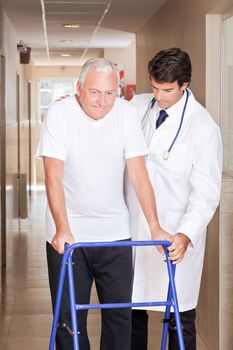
[79,58,119,87]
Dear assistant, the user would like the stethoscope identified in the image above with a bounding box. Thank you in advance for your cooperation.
[141,88,190,160]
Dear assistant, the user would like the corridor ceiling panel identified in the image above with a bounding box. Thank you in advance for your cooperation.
[0,0,166,65]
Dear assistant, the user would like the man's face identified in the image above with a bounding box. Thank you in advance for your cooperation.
[77,68,118,120]
[150,79,188,109]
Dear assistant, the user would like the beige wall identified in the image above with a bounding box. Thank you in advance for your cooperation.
[135,0,224,104]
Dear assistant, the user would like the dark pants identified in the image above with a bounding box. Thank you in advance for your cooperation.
[131,309,196,350]
[47,240,133,350]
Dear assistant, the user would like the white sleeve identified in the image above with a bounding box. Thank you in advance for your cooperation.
[123,104,148,159]
[176,124,223,246]
[36,103,68,161]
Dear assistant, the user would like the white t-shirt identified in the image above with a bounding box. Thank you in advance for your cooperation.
[36,95,148,243]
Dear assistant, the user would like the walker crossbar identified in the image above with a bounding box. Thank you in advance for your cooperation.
[76,301,173,310]
[48,240,185,350]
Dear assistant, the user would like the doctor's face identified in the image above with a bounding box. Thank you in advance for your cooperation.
[77,68,118,120]
[150,79,188,110]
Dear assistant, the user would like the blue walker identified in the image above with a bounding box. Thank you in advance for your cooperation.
[48,240,185,350]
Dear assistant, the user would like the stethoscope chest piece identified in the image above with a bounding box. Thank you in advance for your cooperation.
[162,150,169,160]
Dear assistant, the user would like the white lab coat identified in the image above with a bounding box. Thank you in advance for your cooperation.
[126,90,223,312]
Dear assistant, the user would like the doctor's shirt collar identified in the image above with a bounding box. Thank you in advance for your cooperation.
[156,89,188,118]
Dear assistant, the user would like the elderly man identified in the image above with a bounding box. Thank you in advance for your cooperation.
[37,58,169,350]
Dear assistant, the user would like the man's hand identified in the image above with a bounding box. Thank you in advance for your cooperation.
[151,228,172,255]
[167,233,190,264]
[51,231,75,254]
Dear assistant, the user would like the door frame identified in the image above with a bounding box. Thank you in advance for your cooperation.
[0,53,6,268]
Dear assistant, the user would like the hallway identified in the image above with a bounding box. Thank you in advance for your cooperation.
[0,191,52,349]
[1,1,233,349]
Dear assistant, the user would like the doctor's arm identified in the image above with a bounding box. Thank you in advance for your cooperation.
[126,156,171,254]
[43,156,74,254]
[168,125,223,264]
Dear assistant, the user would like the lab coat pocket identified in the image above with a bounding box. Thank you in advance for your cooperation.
[159,144,189,172]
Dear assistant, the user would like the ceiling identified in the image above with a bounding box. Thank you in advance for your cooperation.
[1,0,166,65]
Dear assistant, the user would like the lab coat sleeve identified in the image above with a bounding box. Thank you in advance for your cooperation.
[176,123,223,246]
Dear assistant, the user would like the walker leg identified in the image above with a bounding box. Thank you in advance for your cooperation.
[67,251,80,350]
[166,255,185,350]
[172,297,184,350]
[160,281,172,350]
[48,253,69,350]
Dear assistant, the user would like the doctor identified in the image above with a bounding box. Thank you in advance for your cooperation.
[128,48,223,350]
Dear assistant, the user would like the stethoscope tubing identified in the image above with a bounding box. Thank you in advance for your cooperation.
[167,89,190,154]
[142,89,190,160]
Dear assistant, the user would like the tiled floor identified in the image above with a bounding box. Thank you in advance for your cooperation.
[0,190,207,350]
[0,191,52,350]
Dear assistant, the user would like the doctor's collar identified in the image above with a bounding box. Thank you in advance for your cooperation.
[156,89,189,117]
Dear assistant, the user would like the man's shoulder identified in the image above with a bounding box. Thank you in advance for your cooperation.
[114,94,153,111]
[114,97,138,113]
[45,95,76,121]
[52,94,75,109]
[113,97,142,126]
[131,93,153,107]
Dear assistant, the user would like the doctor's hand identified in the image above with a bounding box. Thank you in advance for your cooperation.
[51,230,75,254]
[151,228,172,255]
[167,233,190,264]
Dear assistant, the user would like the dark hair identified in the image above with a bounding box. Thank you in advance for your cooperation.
[148,48,192,87]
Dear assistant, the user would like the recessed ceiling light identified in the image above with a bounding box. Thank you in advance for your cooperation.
[64,24,80,29]
[59,39,73,43]
[61,53,71,57]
